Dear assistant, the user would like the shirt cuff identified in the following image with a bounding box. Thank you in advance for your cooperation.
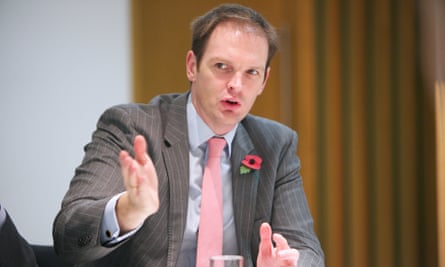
[100,193,143,246]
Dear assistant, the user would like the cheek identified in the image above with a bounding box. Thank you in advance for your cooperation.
[244,91,260,107]
[247,82,266,98]
[256,86,264,96]
[199,71,221,87]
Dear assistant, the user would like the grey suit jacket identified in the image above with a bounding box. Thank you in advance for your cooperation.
[53,92,324,267]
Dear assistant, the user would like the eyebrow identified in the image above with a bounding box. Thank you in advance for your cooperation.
[210,57,265,71]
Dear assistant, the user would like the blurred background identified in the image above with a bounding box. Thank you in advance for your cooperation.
[1,1,444,267]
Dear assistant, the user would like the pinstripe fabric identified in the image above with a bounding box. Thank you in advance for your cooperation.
[53,92,324,267]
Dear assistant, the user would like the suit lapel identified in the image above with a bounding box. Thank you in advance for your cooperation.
[161,93,190,267]
[231,124,259,261]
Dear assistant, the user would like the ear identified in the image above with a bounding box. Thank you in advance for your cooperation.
[258,66,271,95]
[186,50,197,82]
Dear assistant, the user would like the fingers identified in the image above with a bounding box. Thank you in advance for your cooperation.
[119,150,138,189]
[273,233,289,251]
[119,135,151,190]
[134,135,148,165]
[277,249,299,266]
[273,233,299,266]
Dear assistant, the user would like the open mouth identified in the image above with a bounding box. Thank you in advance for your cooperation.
[225,99,239,105]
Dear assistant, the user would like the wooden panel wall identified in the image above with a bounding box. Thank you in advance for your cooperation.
[419,0,445,266]
[132,1,439,266]
[437,81,445,267]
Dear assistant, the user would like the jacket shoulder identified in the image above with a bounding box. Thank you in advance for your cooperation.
[103,93,186,116]
[242,114,297,140]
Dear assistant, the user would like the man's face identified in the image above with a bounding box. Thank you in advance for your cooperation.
[186,21,270,135]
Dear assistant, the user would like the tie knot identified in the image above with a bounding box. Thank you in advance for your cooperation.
[207,137,226,158]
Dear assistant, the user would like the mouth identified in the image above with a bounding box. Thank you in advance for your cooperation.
[221,98,241,109]
[225,99,239,105]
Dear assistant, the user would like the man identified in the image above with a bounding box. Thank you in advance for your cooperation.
[0,204,38,267]
[53,4,324,267]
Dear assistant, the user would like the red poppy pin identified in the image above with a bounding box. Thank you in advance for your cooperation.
[240,154,262,175]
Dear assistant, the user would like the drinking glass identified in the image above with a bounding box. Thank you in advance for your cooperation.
[210,255,244,267]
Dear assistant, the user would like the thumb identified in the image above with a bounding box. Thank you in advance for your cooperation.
[258,222,273,257]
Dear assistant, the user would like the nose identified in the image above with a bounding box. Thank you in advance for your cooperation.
[227,72,242,93]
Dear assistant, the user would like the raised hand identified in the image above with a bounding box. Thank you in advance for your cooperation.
[116,135,159,233]
[257,222,300,267]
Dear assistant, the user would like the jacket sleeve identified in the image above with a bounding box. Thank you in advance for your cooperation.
[52,105,139,264]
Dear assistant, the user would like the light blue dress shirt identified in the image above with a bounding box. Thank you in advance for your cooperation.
[176,95,239,266]
[100,94,239,266]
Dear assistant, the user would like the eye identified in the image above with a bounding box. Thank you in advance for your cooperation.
[246,69,260,76]
[215,62,228,70]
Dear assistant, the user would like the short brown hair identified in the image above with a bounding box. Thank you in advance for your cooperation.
[191,4,278,69]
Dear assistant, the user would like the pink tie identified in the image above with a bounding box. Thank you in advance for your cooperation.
[196,137,227,267]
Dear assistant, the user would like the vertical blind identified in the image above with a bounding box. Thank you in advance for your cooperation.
[284,1,438,266]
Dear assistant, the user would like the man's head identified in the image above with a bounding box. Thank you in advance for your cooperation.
[186,4,278,135]
[190,4,278,70]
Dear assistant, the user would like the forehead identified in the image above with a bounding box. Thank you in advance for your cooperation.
[209,20,267,43]
[203,21,269,64]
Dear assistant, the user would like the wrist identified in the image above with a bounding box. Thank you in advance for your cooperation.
[115,193,149,234]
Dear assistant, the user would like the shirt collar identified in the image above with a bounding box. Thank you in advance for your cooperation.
[187,93,237,156]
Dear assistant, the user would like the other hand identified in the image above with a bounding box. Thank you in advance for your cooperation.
[116,135,159,233]
[257,222,299,267]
